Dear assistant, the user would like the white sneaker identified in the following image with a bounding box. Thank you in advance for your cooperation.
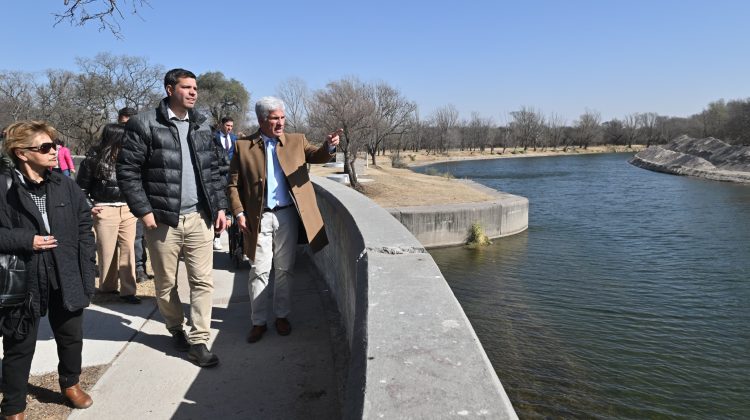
[213,237,223,250]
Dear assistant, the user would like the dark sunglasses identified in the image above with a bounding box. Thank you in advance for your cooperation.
[20,142,57,154]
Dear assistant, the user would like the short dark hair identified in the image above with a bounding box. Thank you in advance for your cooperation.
[118,107,137,117]
[221,117,234,124]
[164,68,197,90]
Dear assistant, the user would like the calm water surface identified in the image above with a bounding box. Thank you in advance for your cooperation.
[418,154,750,419]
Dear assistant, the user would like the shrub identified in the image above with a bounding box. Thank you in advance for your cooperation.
[466,223,492,248]
[424,167,454,178]
[391,155,408,168]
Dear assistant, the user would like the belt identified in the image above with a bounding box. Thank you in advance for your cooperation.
[263,204,294,213]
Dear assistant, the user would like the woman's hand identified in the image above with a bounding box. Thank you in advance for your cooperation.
[33,235,58,251]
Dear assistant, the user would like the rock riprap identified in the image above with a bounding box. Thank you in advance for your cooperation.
[629,135,750,183]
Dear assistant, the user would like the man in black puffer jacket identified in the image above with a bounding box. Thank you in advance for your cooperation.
[117,68,228,368]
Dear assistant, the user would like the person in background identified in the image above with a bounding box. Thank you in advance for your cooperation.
[212,116,236,251]
[77,123,140,304]
[227,96,340,343]
[117,107,151,283]
[117,68,227,367]
[0,121,96,418]
[56,139,75,177]
[117,107,137,125]
[0,126,12,175]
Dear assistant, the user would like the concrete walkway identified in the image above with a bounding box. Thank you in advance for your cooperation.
[9,232,341,419]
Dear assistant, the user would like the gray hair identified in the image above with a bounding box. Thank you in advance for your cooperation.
[255,96,286,122]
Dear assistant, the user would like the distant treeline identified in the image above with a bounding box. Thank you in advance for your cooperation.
[1,53,747,184]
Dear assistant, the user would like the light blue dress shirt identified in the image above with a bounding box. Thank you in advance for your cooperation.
[261,133,293,209]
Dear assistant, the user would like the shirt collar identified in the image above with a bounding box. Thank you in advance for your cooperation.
[167,107,190,121]
[260,132,276,144]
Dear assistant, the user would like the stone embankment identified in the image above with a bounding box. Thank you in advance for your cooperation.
[630,136,750,183]
[388,179,528,248]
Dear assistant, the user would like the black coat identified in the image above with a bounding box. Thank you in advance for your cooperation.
[76,150,124,203]
[0,170,96,318]
[116,98,228,227]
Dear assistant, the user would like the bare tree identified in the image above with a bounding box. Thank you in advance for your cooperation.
[573,109,601,149]
[696,99,728,139]
[276,77,310,133]
[623,113,641,148]
[428,104,460,154]
[367,82,416,165]
[721,99,750,145]
[637,112,659,147]
[35,70,91,151]
[308,77,375,188]
[509,106,544,151]
[0,71,36,124]
[54,0,150,38]
[602,118,625,145]
[545,113,566,151]
[401,108,423,153]
[466,112,493,152]
[75,53,163,116]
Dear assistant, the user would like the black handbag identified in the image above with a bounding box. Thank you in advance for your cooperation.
[0,253,26,307]
[0,175,27,308]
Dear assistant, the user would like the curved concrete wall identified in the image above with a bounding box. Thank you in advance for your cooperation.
[310,176,517,419]
[388,179,529,248]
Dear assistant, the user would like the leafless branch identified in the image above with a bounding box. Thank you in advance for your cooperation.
[54,0,149,39]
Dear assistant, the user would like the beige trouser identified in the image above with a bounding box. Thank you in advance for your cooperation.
[94,205,137,296]
[145,212,214,345]
[249,206,299,326]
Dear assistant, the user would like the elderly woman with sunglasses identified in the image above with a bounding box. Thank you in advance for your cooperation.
[0,121,96,419]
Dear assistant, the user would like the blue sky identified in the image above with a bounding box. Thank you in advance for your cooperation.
[3,0,750,123]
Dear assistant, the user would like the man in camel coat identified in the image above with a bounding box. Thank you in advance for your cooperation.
[227,96,341,343]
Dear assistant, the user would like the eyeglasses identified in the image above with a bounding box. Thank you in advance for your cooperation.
[20,142,57,154]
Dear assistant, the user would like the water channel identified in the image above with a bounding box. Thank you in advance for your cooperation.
[417,153,750,419]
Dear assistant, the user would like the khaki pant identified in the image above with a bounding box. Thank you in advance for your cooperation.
[145,212,214,345]
[94,205,137,296]
[249,206,299,326]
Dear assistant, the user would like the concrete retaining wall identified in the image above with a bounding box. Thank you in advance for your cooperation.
[388,179,529,248]
[310,176,517,419]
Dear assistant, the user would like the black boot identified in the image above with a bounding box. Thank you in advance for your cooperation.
[188,344,219,367]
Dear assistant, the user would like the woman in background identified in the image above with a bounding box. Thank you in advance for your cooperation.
[76,123,140,304]
[55,139,75,177]
[0,121,96,419]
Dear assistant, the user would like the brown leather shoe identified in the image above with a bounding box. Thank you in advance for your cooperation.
[4,412,25,419]
[275,317,292,336]
[247,324,267,343]
[63,384,93,409]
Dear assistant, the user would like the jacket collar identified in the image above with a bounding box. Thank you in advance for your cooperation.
[251,129,286,146]
[157,98,207,127]
[13,168,62,187]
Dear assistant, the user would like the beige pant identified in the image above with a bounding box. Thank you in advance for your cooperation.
[94,205,137,296]
[145,212,214,345]
[249,206,299,326]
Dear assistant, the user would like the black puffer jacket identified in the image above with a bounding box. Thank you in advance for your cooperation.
[116,98,228,227]
[0,171,96,319]
[76,150,124,202]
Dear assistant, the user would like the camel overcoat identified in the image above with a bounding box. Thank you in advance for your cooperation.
[227,130,333,261]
